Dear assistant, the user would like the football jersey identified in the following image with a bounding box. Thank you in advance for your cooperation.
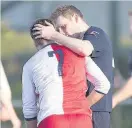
[22,43,110,125]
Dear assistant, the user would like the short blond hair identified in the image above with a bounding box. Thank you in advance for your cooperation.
[50,5,83,23]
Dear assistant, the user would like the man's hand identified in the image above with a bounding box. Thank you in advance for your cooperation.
[112,77,132,109]
[32,21,56,40]
[32,21,93,56]
[112,97,118,109]
[87,90,104,107]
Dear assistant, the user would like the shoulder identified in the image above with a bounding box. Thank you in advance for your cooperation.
[23,48,49,69]
[23,61,30,74]
[85,26,104,35]
[22,53,36,73]
[84,26,106,42]
[91,27,110,41]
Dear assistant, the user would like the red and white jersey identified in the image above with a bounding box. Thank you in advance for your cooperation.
[22,44,110,125]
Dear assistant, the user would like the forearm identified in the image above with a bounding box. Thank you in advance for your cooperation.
[2,99,17,120]
[87,90,104,107]
[6,102,19,122]
[2,100,21,126]
[26,120,37,128]
[51,32,93,56]
[85,57,110,95]
[113,77,132,106]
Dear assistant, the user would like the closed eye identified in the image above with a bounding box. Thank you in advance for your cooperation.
[61,25,66,30]
[56,28,59,32]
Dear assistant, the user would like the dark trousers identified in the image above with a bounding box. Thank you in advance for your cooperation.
[92,112,111,128]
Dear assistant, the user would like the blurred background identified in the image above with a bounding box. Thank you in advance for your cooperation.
[1,1,132,128]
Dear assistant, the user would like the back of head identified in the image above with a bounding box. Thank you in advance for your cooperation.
[30,19,53,40]
[30,19,54,49]
[50,5,83,23]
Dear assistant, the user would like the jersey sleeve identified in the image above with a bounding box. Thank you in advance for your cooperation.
[85,57,110,94]
[22,64,37,121]
[83,30,104,57]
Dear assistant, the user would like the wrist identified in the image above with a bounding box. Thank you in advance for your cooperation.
[113,96,120,106]
[87,96,93,107]
[51,31,59,41]
[12,119,21,126]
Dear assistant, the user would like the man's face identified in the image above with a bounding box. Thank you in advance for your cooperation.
[55,15,80,37]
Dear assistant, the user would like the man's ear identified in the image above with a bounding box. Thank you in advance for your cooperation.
[73,14,79,23]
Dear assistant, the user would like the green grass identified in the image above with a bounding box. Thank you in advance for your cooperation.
[11,82,22,100]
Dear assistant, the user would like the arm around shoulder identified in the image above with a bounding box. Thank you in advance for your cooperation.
[51,31,94,56]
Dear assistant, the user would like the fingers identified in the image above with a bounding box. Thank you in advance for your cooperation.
[45,21,53,26]
[32,24,43,31]
[32,27,42,31]
[34,24,44,28]
[34,35,42,39]
[32,31,41,36]
[32,25,43,39]
[32,24,42,38]
[31,23,53,40]
[32,22,53,32]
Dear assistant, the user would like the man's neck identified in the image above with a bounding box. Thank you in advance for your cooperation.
[77,21,90,39]
[37,41,55,50]
[79,24,90,39]
[79,20,90,32]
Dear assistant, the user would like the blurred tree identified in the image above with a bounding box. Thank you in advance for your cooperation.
[1,1,23,14]
[118,38,132,79]
[1,23,35,58]
[1,23,35,100]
